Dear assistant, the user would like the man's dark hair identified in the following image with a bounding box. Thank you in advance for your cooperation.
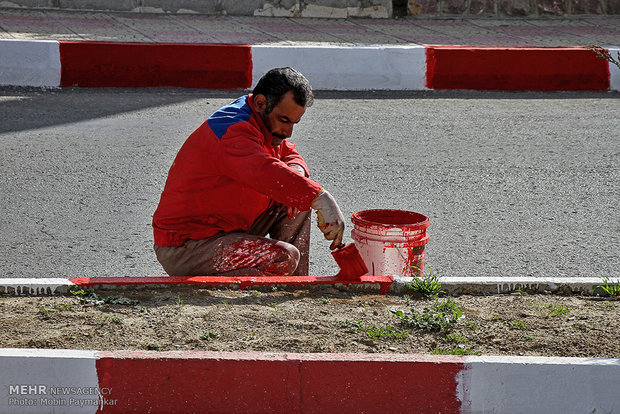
[252,67,314,114]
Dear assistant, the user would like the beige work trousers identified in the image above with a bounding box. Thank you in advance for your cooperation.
[154,203,311,277]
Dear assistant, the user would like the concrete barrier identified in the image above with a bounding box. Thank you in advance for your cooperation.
[0,349,618,413]
[0,39,60,87]
[1,39,619,91]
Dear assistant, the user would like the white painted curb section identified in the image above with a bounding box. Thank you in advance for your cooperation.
[0,40,61,87]
[0,278,75,295]
[394,276,608,295]
[251,45,427,90]
[0,349,99,414]
[458,355,620,414]
[608,47,620,91]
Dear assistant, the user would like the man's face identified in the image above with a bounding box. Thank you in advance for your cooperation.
[256,91,306,146]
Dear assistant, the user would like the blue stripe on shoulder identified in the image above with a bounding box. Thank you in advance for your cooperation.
[207,95,253,140]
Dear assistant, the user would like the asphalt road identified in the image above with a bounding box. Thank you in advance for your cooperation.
[1,87,618,280]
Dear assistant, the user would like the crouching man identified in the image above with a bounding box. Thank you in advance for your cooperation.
[152,67,344,276]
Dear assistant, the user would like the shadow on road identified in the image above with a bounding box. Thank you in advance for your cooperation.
[0,87,242,134]
[1,86,617,134]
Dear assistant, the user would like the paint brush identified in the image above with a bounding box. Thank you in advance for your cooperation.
[331,243,368,280]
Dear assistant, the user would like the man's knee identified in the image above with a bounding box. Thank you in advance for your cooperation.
[268,242,300,275]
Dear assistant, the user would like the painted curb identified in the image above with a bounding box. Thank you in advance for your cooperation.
[1,40,619,91]
[0,276,612,296]
[0,276,613,296]
[0,349,618,413]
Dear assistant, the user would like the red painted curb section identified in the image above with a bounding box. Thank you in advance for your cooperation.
[59,41,252,89]
[426,46,610,91]
[70,275,395,294]
[94,351,465,414]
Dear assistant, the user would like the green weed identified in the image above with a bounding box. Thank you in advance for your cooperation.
[200,330,220,341]
[508,320,528,330]
[538,303,570,317]
[38,306,55,316]
[318,297,331,305]
[69,287,138,306]
[406,267,445,299]
[54,303,74,311]
[441,333,468,344]
[599,278,620,297]
[99,314,123,325]
[466,321,481,331]
[177,296,184,307]
[392,298,463,332]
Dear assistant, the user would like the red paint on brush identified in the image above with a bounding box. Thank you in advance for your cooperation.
[426,46,610,91]
[70,275,393,294]
[59,41,252,88]
[331,243,368,280]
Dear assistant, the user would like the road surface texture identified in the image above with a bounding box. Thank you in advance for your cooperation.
[1,87,618,279]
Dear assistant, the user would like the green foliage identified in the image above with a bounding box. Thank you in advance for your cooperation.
[392,298,463,332]
[441,333,468,344]
[537,303,570,317]
[338,319,409,340]
[38,306,54,316]
[599,278,620,297]
[69,287,138,306]
[99,314,123,325]
[508,320,528,330]
[405,267,445,299]
[200,330,220,341]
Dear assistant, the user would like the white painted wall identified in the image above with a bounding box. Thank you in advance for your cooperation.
[0,40,61,87]
[457,355,620,414]
[251,45,427,91]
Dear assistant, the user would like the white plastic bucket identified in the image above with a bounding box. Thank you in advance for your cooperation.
[351,209,430,277]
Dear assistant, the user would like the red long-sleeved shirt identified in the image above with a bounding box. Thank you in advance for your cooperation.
[152,94,322,247]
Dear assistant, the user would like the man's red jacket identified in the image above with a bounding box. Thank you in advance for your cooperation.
[152,94,322,247]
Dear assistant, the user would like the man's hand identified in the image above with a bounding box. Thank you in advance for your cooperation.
[310,189,345,249]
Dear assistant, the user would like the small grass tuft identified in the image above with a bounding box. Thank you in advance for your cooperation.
[508,320,528,330]
[405,267,445,299]
[537,303,570,317]
[200,330,220,341]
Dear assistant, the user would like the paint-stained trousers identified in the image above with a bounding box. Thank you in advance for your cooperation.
[154,203,311,277]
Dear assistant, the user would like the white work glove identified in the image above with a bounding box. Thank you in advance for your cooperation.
[286,164,306,219]
[310,189,345,250]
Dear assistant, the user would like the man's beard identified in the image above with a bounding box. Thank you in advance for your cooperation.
[259,110,286,143]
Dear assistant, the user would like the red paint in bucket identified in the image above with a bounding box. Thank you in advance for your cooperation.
[351,209,430,277]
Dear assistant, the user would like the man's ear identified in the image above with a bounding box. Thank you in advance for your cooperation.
[253,94,267,112]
